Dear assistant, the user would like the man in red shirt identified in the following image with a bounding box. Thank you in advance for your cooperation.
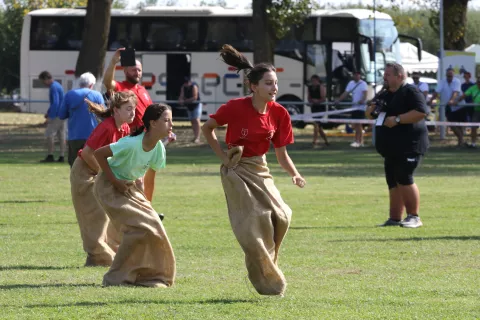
[103,48,152,130]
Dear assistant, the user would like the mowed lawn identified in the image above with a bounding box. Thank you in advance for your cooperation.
[0,113,479,319]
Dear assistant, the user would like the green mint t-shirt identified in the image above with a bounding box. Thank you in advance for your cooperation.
[107,132,166,181]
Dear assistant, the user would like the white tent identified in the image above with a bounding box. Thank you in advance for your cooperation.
[465,44,480,63]
[400,42,439,74]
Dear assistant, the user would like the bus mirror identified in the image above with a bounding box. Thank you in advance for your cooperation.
[398,34,423,61]
[359,34,374,62]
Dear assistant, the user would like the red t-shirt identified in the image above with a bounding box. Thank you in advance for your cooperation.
[78,117,130,158]
[210,97,294,157]
[115,81,152,129]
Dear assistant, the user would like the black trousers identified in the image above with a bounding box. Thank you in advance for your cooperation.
[68,140,87,167]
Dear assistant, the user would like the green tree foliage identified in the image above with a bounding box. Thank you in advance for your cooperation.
[252,0,317,63]
[0,0,87,93]
[199,0,228,7]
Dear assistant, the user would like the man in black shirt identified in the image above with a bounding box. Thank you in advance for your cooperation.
[366,62,429,228]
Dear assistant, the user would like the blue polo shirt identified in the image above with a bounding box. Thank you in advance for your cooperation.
[58,88,105,140]
[46,81,65,119]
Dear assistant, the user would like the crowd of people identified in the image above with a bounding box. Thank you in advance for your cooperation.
[35,41,437,294]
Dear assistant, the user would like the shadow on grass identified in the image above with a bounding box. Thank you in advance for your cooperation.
[0,283,97,290]
[330,236,480,242]
[0,265,80,271]
[0,200,47,204]
[18,298,256,309]
[290,226,372,230]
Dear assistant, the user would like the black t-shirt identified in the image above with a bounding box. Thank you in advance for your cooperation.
[375,83,429,157]
[308,85,322,100]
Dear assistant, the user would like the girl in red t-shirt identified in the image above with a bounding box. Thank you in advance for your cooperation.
[202,44,306,296]
[69,91,136,267]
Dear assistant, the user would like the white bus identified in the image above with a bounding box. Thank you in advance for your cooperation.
[20,7,421,123]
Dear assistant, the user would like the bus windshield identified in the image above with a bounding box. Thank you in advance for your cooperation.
[359,18,401,84]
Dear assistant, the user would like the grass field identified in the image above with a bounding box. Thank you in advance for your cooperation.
[0,113,479,319]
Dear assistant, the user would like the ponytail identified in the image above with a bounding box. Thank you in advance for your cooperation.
[86,99,112,118]
[219,44,254,73]
[87,90,137,119]
[130,125,145,137]
[219,44,276,89]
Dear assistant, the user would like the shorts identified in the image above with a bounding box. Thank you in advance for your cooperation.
[351,110,365,120]
[187,103,202,120]
[311,104,327,126]
[384,153,422,189]
[466,107,475,121]
[45,117,66,139]
[471,110,480,124]
[446,107,467,123]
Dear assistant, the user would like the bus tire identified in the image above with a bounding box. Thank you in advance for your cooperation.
[277,95,306,129]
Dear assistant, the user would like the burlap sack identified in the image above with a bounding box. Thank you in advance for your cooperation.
[70,157,120,266]
[220,146,292,296]
[93,172,176,288]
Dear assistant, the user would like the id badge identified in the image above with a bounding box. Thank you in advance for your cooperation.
[375,112,386,126]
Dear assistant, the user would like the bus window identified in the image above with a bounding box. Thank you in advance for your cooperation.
[30,17,61,50]
[30,17,83,50]
[275,18,316,60]
[108,18,144,50]
[203,18,253,52]
[145,18,199,51]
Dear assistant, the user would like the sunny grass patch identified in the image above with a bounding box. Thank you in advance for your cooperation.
[0,113,479,319]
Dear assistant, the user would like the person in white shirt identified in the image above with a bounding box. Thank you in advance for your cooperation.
[411,72,429,100]
[431,68,463,145]
[335,71,368,147]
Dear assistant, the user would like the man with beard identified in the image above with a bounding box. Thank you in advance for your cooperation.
[366,62,429,228]
[103,48,152,130]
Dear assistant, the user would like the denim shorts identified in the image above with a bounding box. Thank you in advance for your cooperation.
[187,103,202,120]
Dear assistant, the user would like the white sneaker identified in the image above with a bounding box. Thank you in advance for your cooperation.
[401,215,423,228]
[350,142,364,148]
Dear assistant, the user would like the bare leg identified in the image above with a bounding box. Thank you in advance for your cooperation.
[318,126,329,145]
[354,124,363,144]
[191,118,201,143]
[451,126,464,145]
[389,186,405,221]
[398,183,420,215]
[312,123,319,145]
[471,126,477,145]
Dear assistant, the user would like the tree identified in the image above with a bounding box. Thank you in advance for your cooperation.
[389,0,470,50]
[252,0,317,64]
[112,0,127,8]
[199,0,227,6]
[74,0,112,79]
[428,0,469,50]
[137,0,158,9]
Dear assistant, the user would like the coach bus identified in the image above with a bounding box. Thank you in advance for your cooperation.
[20,6,422,122]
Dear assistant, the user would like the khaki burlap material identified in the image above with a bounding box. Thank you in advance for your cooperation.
[220,146,292,296]
[70,157,120,267]
[93,172,176,288]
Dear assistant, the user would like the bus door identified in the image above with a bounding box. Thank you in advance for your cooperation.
[303,42,327,110]
[141,53,166,103]
[166,53,191,119]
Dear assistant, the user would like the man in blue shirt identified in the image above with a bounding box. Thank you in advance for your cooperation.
[39,71,66,163]
[58,72,105,167]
